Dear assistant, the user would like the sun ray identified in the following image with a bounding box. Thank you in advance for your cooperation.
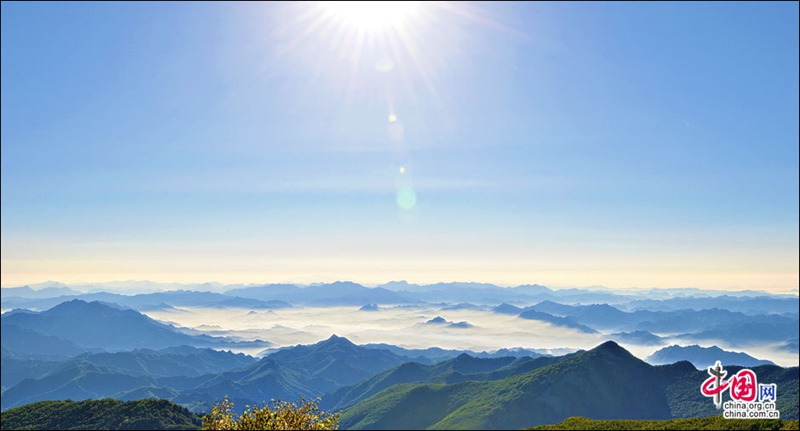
[264,1,528,129]
[391,19,443,106]
[436,1,531,41]
[344,30,368,105]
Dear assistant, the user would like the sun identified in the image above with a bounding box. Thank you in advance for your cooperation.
[321,1,419,32]
[272,1,510,107]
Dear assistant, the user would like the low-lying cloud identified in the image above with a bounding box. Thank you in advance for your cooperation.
[143,305,798,367]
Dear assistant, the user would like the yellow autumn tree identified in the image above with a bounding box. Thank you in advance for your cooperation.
[201,396,340,430]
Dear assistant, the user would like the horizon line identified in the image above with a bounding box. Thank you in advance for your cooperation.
[3,278,798,296]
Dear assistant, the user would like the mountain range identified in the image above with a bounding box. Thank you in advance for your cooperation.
[322,353,570,411]
[339,341,799,429]
[1,300,270,353]
[2,326,797,429]
[646,344,776,368]
[0,308,424,412]
[3,281,796,352]
[2,283,798,430]
[7,280,796,313]
[1,290,292,313]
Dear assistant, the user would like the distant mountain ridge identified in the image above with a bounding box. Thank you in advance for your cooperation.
[0,285,81,299]
[606,330,665,346]
[5,281,797,319]
[646,344,776,368]
[359,343,548,362]
[0,300,270,352]
[517,309,598,333]
[225,281,409,305]
[421,316,474,328]
[1,290,292,313]
[519,301,799,345]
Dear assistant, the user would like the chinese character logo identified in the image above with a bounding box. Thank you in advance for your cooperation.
[700,361,781,419]
[701,361,778,407]
[701,360,728,409]
[728,369,757,402]
[759,383,777,402]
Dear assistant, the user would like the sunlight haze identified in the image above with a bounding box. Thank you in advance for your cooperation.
[1,2,798,294]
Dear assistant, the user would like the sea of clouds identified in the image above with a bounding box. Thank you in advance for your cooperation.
[143,305,799,367]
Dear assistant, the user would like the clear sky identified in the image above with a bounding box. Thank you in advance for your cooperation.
[2,2,798,292]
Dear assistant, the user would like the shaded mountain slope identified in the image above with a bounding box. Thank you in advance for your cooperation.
[340,341,799,430]
[0,324,88,361]
[323,354,567,411]
[517,310,598,333]
[1,300,269,351]
[266,335,415,387]
[0,362,161,410]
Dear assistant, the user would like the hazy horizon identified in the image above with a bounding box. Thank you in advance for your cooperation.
[2,277,798,296]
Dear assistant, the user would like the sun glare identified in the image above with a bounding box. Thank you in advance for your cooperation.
[321,1,419,31]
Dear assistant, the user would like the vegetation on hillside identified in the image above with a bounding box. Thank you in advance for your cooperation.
[339,342,799,430]
[0,396,340,430]
[0,398,201,430]
[201,396,340,430]
[526,416,800,430]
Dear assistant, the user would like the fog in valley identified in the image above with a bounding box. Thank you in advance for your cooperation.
[143,305,799,367]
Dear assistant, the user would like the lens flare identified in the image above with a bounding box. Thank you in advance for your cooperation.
[375,56,395,72]
[396,187,416,209]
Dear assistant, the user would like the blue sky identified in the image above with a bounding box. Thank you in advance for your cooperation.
[2,2,798,291]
